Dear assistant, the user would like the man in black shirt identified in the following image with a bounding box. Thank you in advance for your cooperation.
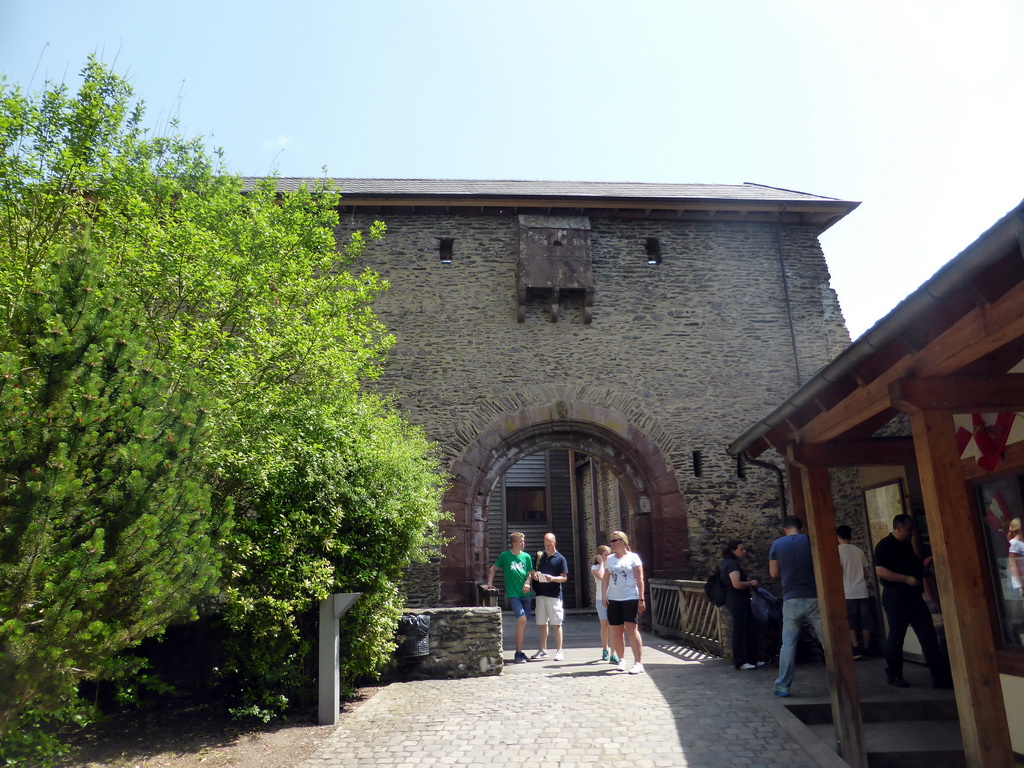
[873,514,952,688]
[530,533,569,661]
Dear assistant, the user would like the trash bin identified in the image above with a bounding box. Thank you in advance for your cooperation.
[395,614,431,658]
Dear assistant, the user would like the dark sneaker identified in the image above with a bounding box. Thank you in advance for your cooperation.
[513,651,528,663]
[853,647,865,660]
[887,675,910,688]
[772,689,791,697]
[609,653,620,665]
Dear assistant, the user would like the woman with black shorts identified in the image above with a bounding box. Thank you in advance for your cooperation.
[601,530,646,674]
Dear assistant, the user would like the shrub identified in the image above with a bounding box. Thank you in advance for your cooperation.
[219,393,447,714]
[0,245,227,762]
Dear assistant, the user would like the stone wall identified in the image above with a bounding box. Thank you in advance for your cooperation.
[380,607,502,682]
[401,558,441,608]
[342,212,852,602]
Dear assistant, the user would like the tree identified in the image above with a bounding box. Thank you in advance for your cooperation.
[1,56,449,753]
[0,244,224,761]
[1,58,391,407]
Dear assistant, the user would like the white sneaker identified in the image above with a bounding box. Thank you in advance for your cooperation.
[740,663,757,670]
[531,649,548,659]
[616,660,627,672]
[553,650,564,661]
[629,663,645,675]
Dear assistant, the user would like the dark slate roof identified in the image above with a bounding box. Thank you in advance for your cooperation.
[243,177,846,203]
[239,178,858,232]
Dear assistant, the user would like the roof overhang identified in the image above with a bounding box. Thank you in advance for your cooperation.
[242,178,859,235]
[728,197,1024,459]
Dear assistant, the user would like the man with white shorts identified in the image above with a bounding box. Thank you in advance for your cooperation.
[531,532,568,661]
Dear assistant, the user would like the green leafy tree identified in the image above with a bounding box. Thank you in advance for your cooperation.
[0,244,224,762]
[1,58,391,405]
[1,55,449,744]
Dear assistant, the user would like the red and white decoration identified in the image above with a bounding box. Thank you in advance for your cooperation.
[955,412,1024,471]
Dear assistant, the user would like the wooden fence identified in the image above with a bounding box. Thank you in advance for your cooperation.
[649,578,725,657]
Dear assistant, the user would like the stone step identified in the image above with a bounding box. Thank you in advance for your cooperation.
[805,720,964,768]
[786,697,958,724]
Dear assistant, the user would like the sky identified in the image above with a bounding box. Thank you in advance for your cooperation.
[2,0,1023,340]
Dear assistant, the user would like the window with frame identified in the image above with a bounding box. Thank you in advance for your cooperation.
[505,486,547,522]
[975,474,1024,649]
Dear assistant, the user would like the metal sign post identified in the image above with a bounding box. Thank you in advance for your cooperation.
[318,592,361,725]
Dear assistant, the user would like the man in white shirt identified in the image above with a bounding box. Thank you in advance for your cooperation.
[837,525,873,659]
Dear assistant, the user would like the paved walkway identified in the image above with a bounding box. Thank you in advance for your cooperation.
[301,613,850,768]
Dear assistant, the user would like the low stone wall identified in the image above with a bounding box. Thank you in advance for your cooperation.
[381,606,503,682]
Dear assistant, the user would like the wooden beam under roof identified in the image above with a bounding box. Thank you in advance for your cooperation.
[889,374,1024,413]
[789,438,916,467]
[789,277,1024,447]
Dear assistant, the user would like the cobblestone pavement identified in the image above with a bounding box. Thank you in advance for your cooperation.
[302,614,846,768]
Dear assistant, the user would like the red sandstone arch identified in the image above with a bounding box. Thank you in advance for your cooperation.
[441,400,689,604]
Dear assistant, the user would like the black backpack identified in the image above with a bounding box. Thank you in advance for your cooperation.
[703,568,727,606]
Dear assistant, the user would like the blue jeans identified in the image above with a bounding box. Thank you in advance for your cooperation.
[774,597,822,693]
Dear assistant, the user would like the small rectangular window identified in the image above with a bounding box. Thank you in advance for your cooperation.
[645,237,661,265]
[505,486,547,522]
[439,238,454,263]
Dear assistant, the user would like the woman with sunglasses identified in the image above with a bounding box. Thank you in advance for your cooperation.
[601,531,645,674]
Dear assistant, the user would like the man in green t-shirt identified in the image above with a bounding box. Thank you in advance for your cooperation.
[486,531,535,663]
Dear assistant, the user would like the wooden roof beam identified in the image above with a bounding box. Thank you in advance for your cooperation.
[790,438,917,468]
[890,373,1024,413]
[795,277,1024,445]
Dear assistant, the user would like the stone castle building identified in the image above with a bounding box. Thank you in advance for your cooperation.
[266,178,859,606]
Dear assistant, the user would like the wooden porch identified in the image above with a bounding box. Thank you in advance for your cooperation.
[728,199,1024,767]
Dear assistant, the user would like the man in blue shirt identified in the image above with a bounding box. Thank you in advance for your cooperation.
[768,516,822,697]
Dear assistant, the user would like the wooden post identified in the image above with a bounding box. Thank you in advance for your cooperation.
[904,408,1013,767]
[787,453,868,768]
[786,460,807,522]
[568,449,582,608]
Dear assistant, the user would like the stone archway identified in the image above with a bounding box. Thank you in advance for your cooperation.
[441,396,689,604]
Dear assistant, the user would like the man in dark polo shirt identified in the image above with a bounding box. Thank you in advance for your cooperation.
[873,514,952,688]
[531,532,569,661]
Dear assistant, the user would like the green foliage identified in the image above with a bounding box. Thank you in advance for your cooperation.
[1,55,450,750]
[0,245,224,759]
[1,57,393,408]
[219,392,448,713]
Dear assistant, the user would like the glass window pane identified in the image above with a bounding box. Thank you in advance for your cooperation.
[506,486,547,522]
[976,476,1024,648]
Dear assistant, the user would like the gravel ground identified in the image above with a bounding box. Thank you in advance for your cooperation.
[55,687,384,768]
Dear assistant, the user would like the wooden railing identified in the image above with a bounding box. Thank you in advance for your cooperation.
[649,578,724,657]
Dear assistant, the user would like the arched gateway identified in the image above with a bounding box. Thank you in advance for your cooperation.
[443,391,689,604]
[256,178,858,607]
